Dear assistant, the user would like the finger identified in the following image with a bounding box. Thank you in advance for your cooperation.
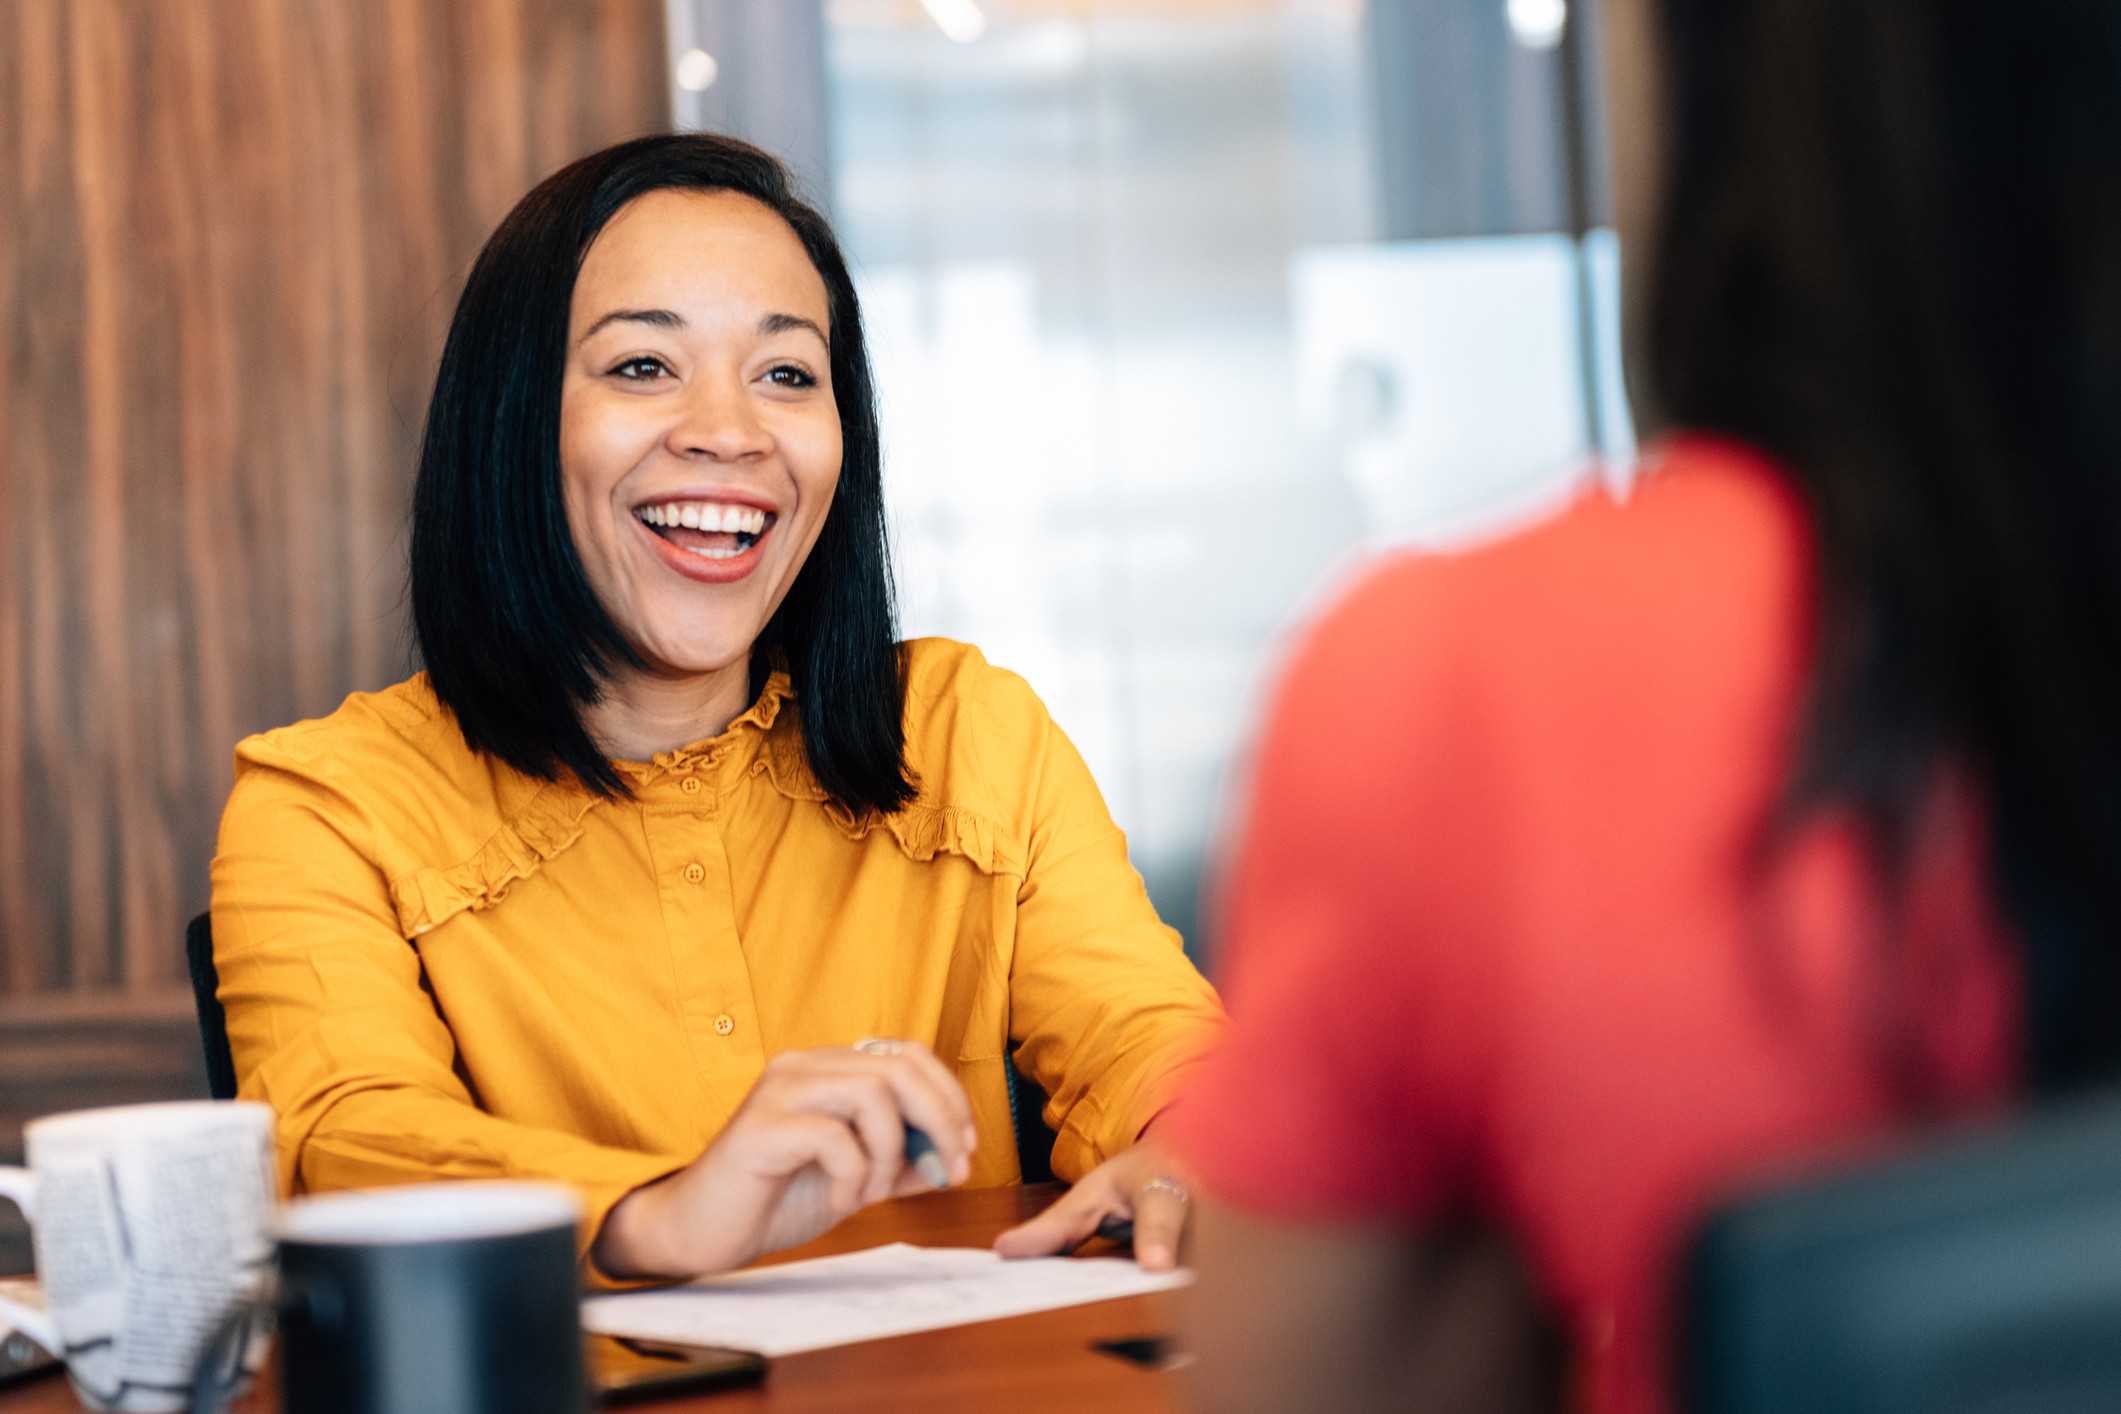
[771,1060,969,1187]
[731,1109,874,1227]
[892,1042,978,1149]
[763,1072,915,1201]
[783,1114,869,1221]
[866,1049,976,1178]
[993,1180,1121,1259]
[838,1075,909,1204]
[764,1048,975,1181]
[1130,1184,1190,1270]
[841,1042,975,1151]
[831,1053,976,1182]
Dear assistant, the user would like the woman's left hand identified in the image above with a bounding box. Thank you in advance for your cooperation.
[992,1137,1192,1270]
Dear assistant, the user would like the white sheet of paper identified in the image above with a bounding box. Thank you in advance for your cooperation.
[581,1243,1191,1357]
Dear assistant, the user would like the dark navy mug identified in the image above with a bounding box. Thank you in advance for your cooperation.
[196,1182,587,1414]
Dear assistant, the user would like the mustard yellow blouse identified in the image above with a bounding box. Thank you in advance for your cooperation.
[210,639,1225,1266]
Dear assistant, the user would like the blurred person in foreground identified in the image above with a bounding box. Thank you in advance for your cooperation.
[1171,1,2121,1409]
[211,134,1221,1283]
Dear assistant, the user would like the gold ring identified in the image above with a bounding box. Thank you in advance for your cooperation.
[852,1037,906,1057]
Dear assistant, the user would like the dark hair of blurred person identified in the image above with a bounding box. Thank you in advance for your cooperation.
[1170,2,2121,1412]
[1645,2,2121,1093]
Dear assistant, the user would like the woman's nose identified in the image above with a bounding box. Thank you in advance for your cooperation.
[668,378,772,462]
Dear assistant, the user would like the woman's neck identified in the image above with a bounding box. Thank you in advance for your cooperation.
[584,658,756,763]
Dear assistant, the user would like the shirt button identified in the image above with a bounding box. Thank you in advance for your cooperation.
[682,862,706,884]
[713,1014,735,1037]
[679,777,702,795]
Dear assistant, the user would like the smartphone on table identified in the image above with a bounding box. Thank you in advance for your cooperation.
[587,1333,766,1404]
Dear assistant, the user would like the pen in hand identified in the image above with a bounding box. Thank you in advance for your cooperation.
[850,1037,960,1191]
[903,1124,953,1190]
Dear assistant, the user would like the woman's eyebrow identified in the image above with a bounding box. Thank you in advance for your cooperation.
[575,308,825,347]
[577,307,684,346]
[760,311,827,345]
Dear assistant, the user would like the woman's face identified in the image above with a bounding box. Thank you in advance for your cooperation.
[560,188,842,681]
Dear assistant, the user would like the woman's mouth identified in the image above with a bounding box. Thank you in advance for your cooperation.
[632,499,777,583]
[634,500,774,559]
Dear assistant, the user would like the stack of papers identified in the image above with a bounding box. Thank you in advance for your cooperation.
[582,1243,1191,1357]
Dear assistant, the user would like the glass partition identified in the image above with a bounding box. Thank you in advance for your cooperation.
[824,0,1628,959]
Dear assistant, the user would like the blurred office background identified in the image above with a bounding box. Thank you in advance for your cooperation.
[0,0,1626,1269]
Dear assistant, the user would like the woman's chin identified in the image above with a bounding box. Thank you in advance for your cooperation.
[628,635,759,684]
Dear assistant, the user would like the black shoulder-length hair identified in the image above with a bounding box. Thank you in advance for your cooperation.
[1644,2,2121,1092]
[410,133,915,815]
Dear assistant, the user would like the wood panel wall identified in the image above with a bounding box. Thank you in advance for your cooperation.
[0,0,670,1271]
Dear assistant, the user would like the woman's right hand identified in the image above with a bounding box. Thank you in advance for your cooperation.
[591,1041,979,1280]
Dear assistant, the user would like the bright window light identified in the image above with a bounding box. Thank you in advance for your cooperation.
[1507,0,1567,50]
[674,48,719,92]
[919,0,988,44]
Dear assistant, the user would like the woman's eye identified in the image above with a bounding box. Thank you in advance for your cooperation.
[765,364,817,389]
[609,357,670,381]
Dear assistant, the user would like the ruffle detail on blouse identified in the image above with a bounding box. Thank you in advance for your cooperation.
[754,711,1023,878]
[821,799,1024,878]
[613,673,793,788]
[388,783,604,938]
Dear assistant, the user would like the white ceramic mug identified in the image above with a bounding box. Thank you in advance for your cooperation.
[0,1101,276,1412]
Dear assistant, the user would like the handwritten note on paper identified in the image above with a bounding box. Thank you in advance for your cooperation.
[581,1244,1192,1356]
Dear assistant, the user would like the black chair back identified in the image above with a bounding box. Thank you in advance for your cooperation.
[185,911,238,1101]
[1685,1093,2121,1414]
[1005,1053,1057,1185]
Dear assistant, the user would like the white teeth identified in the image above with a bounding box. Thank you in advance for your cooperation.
[638,502,770,535]
[636,500,772,538]
[683,543,746,560]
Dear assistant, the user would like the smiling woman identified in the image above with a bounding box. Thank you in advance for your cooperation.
[209,135,1225,1284]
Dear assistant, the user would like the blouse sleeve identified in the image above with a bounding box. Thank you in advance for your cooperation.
[210,750,685,1281]
[984,675,1229,1180]
[1167,557,1504,1218]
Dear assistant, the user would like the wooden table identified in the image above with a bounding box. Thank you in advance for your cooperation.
[0,1184,1183,1414]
